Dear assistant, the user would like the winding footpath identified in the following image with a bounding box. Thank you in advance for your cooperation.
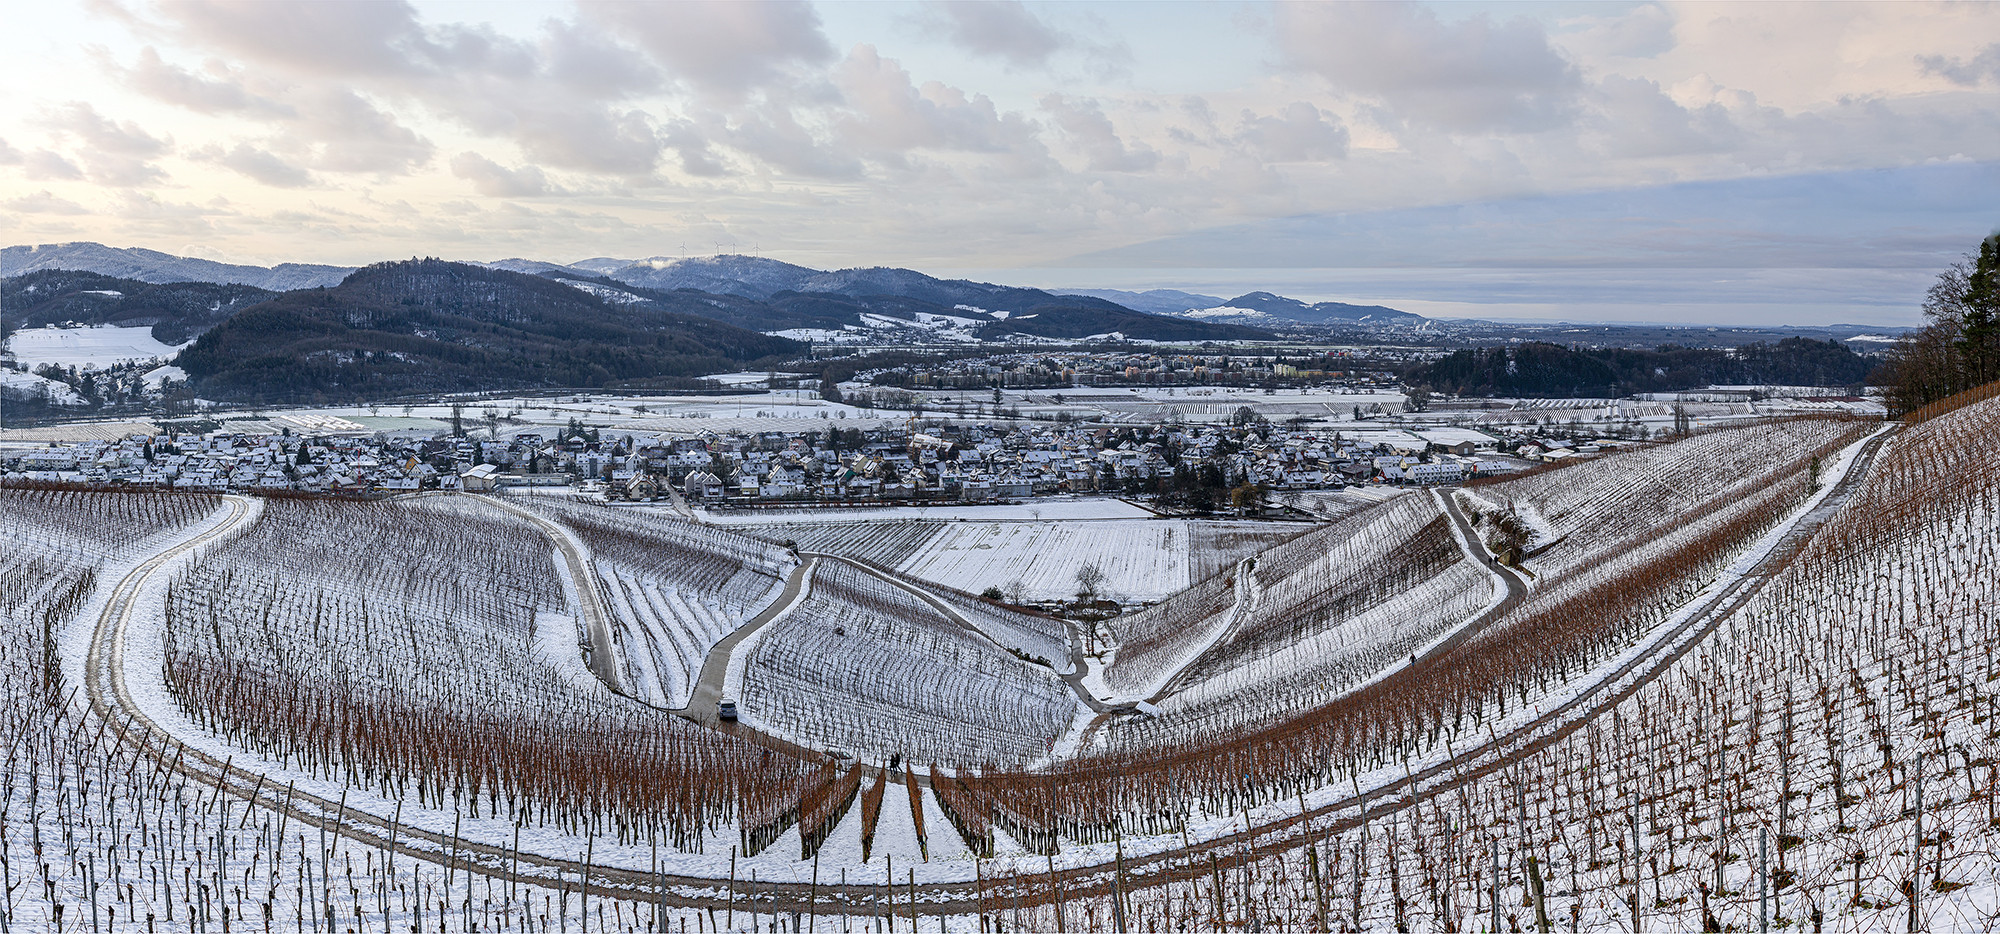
[479,494,624,692]
[1423,486,1530,662]
[75,426,1894,919]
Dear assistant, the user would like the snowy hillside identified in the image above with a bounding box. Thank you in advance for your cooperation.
[2,241,351,289]
[5,323,187,369]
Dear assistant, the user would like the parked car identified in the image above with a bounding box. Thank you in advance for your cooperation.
[718,700,738,722]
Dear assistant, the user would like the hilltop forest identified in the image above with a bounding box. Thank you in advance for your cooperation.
[1410,337,1874,397]
[173,259,800,403]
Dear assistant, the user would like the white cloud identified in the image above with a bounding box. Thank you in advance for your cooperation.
[119,47,294,118]
[195,142,313,188]
[35,102,170,187]
[713,103,863,180]
[1041,94,1157,172]
[1275,1,1583,133]
[833,45,1048,165]
[1237,102,1350,162]
[4,190,89,215]
[0,0,1992,322]
[157,0,436,80]
[1558,4,1676,61]
[581,0,835,99]
[920,1,1066,69]
[1586,75,1736,159]
[1920,44,2000,88]
[449,152,558,197]
[291,89,433,175]
[22,150,84,181]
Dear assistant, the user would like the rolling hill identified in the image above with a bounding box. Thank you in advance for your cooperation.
[174,260,800,402]
[1,269,275,344]
[1178,291,1423,326]
[1,242,351,291]
[6,243,1274,343]
[588,256,1278,337]
[536,268,1267,342]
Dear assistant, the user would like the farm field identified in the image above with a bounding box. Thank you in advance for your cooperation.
[15,394,2000,931]
[4,323,186,368]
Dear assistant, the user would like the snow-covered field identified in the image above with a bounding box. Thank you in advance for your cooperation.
[900,520,1190,602]
[4,323,186,368]
[738,515,1300,603]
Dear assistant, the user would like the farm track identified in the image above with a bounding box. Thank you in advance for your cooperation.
[677,555,816,726]
[80,493,856,912]
[479,493,624,692]
[1069,490,1526,772]
[78,425,1894,919]
[1426,487,1529,660]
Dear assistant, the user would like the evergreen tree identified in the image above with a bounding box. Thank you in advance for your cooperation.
[1958,234,2000,388]
[1885,231,2000,412]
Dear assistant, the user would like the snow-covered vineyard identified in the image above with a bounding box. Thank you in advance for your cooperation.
[5,385,2000,930]
[728,516,1302,603]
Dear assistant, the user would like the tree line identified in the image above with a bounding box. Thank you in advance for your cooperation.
[1410,337,1875,398]
[1880,232,2000,414]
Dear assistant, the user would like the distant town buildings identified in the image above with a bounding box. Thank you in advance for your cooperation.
[0,415,1545,507]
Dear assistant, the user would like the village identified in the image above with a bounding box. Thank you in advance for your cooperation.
[0,412,1583,509]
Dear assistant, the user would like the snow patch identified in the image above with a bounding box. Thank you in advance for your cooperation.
[6,324,188,369]
[557,279,648,305]
[0,370,84,404]
[1181,305,1266,319]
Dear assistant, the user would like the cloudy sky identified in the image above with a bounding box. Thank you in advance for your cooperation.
[2,1,1997,325]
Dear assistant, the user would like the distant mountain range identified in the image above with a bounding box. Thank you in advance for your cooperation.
[1,246,1297,402]
[1059,288,1423,326]
[0,241,1448,403]
[1186,291,1423,325]
[3,242,1421,334]
[2,242,351,291]
[1055,288,1228,316]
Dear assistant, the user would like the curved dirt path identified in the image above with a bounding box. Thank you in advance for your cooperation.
[1423,486,1530,660]
[678,555,816,724]
[1069,491,1528,753]
[478,493,624,692]
[78,493,818,912]
[484,492,829,759]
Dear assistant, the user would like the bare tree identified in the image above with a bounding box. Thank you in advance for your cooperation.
[1075,563,1107,603]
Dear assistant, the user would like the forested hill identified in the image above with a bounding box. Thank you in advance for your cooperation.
[1,270,274,344]
[175,259,799,403]
[1411,338,1876,397]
